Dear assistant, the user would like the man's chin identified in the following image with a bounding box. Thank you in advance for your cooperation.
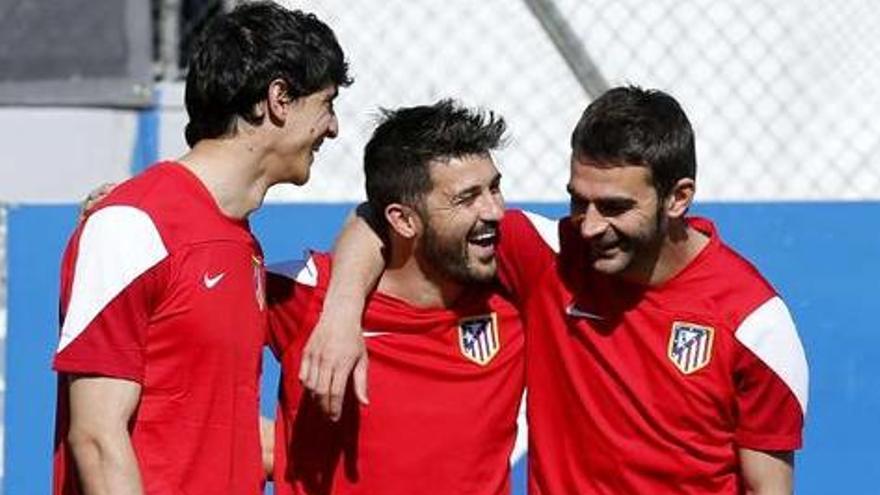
[466,260,498,284]
[288,167,310,186]
[590,256,628,276]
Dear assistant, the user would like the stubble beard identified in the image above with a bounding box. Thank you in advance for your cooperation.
[420,220,495,286]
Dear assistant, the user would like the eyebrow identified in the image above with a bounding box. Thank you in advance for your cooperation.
[566,185,635,205]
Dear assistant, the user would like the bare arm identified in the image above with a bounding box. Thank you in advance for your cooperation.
[740,448,794,495]
[67,376,143,495]
[299,205,386,420]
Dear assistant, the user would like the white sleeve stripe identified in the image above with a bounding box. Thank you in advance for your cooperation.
[736,296,810,414]
[58,206,167,352]
[521,210,560,253]
[294,256,318,287]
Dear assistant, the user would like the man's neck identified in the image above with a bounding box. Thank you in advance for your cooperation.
[377,250,464,309]
[178,138,271,220]
[623,220,710,286]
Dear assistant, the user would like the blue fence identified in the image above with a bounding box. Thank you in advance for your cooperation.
[5,202,879,493]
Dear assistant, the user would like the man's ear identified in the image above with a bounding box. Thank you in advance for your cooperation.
[665,177,696,219]
[265,78,290,125]
[385,203,421,239]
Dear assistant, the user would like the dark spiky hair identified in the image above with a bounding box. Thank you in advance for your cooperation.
[364,99,507,221]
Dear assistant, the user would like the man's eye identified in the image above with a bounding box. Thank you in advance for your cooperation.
[598,202,630,216]
[455,194,478,206]
[570,198,588,214]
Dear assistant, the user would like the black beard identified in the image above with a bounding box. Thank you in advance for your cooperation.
[420,220,496,285]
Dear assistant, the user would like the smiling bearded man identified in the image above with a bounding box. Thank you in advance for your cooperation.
[266,100,526,495]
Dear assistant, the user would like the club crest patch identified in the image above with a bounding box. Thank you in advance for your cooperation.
[252,254,265,311]
[458,313,500,366]
[667,321,714,374]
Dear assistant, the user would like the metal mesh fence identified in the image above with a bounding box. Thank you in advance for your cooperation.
[265,0,880,201]
[2,0,865,201]
[4,0,878,198]
[148,0,880,201]
[269,0,589,201]
[552,0,880,199]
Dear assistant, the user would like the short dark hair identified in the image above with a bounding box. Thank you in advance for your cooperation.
[570,86,696,198]
[184,1,352,146]
[364,99,507,223]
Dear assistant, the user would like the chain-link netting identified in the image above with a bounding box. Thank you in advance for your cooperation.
[554,0,880,199]
[150,0,880,201]
[269,0,587,202]
[267,0,880,201]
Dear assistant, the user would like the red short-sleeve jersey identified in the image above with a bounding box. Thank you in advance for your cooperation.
[53,162,267,495]
[496,210,808,495]
[267,252,525,495]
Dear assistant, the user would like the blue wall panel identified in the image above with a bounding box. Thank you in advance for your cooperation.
[695,202,880,491]
[5,202,879,493]
[6,206,78,494]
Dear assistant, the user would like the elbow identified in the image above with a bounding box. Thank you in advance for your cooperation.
[66,424,103,463]
[66,422,126,466]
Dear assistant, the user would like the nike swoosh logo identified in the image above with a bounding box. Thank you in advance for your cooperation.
[203,272,226,289]
[565,303,604,320]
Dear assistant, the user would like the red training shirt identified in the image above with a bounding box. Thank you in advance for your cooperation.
[267,252,525,495]
[496,210,808,495]
[53,162,267,495]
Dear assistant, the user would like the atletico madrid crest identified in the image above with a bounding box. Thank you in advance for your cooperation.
[458,313,500,366]
[667,321,714,374]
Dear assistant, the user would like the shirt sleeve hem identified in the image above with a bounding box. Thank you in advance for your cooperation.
[52,357,144,384]
[736,431,803,451]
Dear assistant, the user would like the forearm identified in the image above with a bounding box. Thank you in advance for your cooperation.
[299,206,385,417]
[68,426,143,495]
[326,207,386,316]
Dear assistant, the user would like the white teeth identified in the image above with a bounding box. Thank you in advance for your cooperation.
[470,232,497,242]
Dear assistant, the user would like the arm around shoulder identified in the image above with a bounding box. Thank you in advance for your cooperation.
[299,204,386,420]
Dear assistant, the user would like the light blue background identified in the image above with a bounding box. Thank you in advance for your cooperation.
[6,201,879,493]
